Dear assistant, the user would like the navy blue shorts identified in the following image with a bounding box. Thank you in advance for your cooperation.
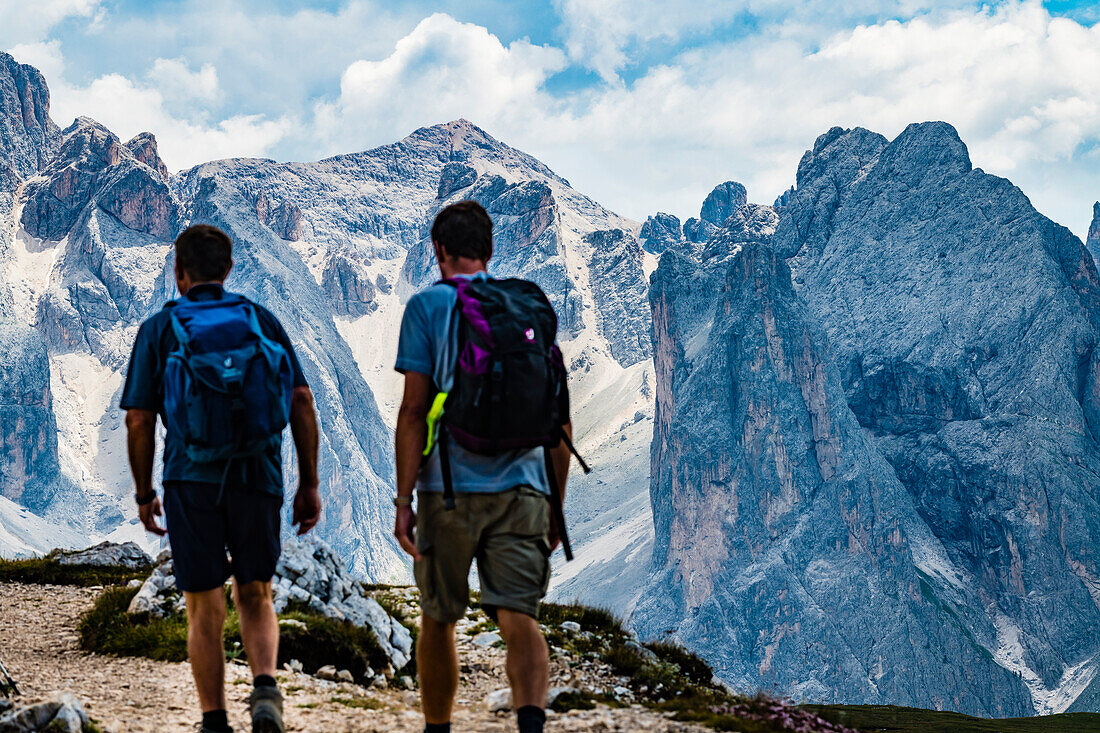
[162,481,283,593]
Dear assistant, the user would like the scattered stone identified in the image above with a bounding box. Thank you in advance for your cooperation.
[125,578,142,589]
[336,669,354,684]
[613,685,631,699]
[472,631,502,648]
[272,539,414,670]
[623,639,658,663]
[278,618,307,631]
[559,621,581,634]
[126,552,184,617]
[0,692,89,732]
[484,687,512,713]
[369,675,387,690]
[546,686,579,706]
[315,665,338,682]
[394,675,411,690]
[283,659,303,674]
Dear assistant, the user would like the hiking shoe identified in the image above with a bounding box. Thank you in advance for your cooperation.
[248,686,284,733]
[199,727,233,733]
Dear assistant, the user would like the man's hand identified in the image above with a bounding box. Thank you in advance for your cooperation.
[292,483,322,535]
[138,495,167,536]
[394,504,421,560]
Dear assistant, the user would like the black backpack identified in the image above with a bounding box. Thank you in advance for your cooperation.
[429,276,590,559]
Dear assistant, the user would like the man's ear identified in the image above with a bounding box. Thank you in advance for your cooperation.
[223,258,234,281]
[432,240,447,264]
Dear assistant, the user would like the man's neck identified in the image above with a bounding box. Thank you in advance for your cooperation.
[178,280,224,296]
[439,259,487,279]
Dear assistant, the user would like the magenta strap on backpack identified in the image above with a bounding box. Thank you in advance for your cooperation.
[443,278,494,376]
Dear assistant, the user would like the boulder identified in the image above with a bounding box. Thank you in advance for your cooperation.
[0,693,90,732]
[52,541,151,569]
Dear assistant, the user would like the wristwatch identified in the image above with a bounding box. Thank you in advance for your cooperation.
[393,495,413,507]
[135,491,157,506]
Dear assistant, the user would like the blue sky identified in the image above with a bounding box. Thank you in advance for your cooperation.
[2,0,1098,236]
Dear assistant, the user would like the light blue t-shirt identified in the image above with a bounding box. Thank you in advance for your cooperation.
[395,272,550,494]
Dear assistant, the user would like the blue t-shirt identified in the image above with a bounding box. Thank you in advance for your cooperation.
[395,272,551,494]
[119,283,308,495]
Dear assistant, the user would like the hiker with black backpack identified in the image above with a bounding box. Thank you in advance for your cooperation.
[122,224,322,733]
[394,200,588,733]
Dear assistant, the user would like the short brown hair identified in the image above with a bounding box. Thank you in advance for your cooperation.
[175,224,232,281]
[431,200,493,262]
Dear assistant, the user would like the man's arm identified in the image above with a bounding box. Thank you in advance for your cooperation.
[394,371,432,559]
[289,385,321,535]
[126,408,165,536]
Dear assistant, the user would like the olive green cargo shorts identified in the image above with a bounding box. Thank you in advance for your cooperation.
[414,486,551,623]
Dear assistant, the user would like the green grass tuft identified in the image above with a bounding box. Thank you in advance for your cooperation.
[78,587,415,682]
[0,557,149,587]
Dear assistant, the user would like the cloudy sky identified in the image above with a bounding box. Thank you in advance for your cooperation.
[2,0,1098,236]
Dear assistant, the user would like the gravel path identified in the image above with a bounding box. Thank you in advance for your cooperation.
[0,583,705,732]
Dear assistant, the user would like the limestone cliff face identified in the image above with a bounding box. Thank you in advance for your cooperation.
[0,323,62,513]
[641,225,1030,715]
[781,122,1100,713]
[647,122,1100,715]
[1088,202,1099,264]
[0,52,58,182]
[28,118,181,365]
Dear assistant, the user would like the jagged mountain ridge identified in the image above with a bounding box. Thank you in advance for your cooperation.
[0,52,655,585]
[639,122,1100,716]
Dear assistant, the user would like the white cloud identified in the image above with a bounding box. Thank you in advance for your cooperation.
[147,58,219,103]
[0,0,103,47]
[419,0,1100,236]
[8,45,291,172]
[314,13,566,151]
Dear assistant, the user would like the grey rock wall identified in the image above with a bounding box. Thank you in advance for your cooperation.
[0,323,62,512]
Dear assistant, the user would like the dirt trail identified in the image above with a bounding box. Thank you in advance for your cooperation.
[0,583,704,732]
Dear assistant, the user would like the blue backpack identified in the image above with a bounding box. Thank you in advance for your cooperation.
[162,293,294,465]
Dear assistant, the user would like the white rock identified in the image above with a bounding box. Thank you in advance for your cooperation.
[472,631,503,648]
[336,669,354,684]
[484,688,512,712]
[278,618,307,631]
[546,686,579,706]
[316,665,339,681]
[560,621,581,633]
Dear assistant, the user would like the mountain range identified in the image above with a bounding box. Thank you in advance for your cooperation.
[2,51,1099,717]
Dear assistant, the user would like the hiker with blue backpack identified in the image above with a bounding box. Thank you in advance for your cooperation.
[122,224,321,733]
[394,200,589,733]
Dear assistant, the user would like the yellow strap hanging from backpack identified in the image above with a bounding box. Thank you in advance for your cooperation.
[423,392,448,456]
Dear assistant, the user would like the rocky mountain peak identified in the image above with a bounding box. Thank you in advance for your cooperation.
[125,132,170,180]
[639,212,682,254]
[0,51,58,181]
[20,116,179,241]
[699,180,748,225]
[871,120,972,186]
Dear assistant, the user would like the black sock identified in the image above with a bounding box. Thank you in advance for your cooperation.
[424,724,451,733]
[517,705,546,733]
[253,674,277,688]
[201,710,231,732]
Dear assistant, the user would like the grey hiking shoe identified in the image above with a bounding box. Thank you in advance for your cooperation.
[248,687,284,733]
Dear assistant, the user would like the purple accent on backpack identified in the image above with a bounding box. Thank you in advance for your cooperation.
[459,341,492,375]
[446,278,494,348]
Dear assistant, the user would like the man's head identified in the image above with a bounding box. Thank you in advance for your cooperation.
[431,200,492,275]
[174,224,233,294]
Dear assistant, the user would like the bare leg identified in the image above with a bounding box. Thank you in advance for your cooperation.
[418,613,459,724]
[233,579,279,678]
[185,588,228,712]
[496,609,549,709]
